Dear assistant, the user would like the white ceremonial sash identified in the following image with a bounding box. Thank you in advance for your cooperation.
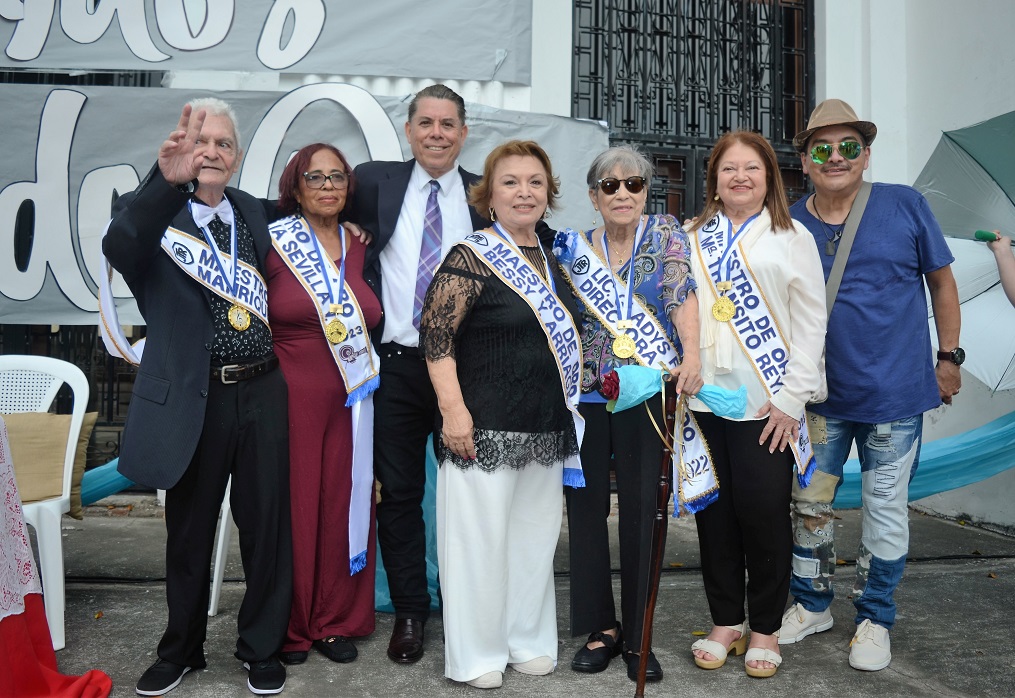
[99,222,146,364]
[458,230,586,487]
[694,212,817,486]
[552,226,681,371]
[553,227,718,514]
[161,227,269,327]
[269,215,380,575]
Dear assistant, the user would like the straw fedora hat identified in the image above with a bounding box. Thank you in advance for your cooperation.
[792,99,877,152]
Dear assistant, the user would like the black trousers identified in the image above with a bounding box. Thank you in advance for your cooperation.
[158,368,292,667]
[566,398,666,652]
[373,344,438,621]
[691,410,793,635]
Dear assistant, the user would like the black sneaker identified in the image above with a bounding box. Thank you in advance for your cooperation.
[243,658,286,695]
[136,659,191,696]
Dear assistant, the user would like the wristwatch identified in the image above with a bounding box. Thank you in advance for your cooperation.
[175,178,197,195]
[937,347,965,366]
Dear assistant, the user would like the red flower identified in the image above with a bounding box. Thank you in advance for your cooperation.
[601,370,620,400]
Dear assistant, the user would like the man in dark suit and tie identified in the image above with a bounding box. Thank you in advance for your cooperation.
[346,84,489,664]
[103,100,291,696]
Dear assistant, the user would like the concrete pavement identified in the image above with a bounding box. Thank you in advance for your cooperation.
[48,496,1015,697]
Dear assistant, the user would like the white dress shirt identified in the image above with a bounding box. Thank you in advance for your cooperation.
[380,162,475,346]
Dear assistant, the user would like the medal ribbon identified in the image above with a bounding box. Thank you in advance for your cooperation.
[600,216,647,324]
[268,215,380,574]
[458,229,585,488]
[188,201,240,302]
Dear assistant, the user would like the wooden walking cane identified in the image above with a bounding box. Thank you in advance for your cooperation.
[634,375,679,697]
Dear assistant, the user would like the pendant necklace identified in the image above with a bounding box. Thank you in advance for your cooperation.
[813,195,846,256]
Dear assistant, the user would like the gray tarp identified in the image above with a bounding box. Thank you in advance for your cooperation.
[0,0,531,82]
[0,83,608,325]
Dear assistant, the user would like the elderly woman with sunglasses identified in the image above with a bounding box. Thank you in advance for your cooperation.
[553,145,702,684]
[265,143,382,666]
[686,131,825,679]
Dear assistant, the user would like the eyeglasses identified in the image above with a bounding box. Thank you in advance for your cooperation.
[595,176,647,195]
[809,141,864,164]
[303,172,349,189]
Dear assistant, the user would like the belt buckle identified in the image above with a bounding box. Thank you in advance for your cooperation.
[219,362,242,384]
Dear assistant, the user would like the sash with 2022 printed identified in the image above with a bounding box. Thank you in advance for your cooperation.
[553,226,719,514]
[456,228,585,488]
[694,212,817,486]
[269,215,380,575]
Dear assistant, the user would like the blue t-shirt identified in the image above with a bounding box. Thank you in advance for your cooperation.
[791,183,954,423]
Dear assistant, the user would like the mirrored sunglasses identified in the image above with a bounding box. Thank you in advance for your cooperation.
[303,172,349,189]
[596,176,647,195]
[809,140,864,165]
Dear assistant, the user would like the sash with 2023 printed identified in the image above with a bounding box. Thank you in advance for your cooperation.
[694,212,817,486]
[552,226,719,514]
[456,228,585,488]
[269,215,380,575]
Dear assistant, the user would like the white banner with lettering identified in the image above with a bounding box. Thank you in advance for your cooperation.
[0,84,608,324]
[0,0,531,82]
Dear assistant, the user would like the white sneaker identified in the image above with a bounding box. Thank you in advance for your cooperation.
[509,656,555,675]
[777,603,834,645]
[466,671,503,689]
[849,619,891,671]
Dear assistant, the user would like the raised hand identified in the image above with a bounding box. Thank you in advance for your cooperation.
[158,104,206,186]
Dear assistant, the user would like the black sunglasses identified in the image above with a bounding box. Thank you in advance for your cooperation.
[595,176,647,195]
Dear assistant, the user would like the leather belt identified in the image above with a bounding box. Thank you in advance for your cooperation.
[211,354,279,384]
[380,342,421,359]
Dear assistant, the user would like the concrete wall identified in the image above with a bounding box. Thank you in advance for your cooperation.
[814,0,1015,185]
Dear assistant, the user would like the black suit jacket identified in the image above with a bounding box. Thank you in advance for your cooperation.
[346,159,490,341]
[103,166,275,490]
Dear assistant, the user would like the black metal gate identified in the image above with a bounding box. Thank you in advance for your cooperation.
[573,0,815,218]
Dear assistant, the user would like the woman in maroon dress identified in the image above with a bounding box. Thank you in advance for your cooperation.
[266,144,382,666]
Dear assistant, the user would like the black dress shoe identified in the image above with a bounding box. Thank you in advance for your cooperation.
[571,625,623,673]
[624,650,663,682]
[279,650,309,665]
[313,636,357,663]
[387,619,425,663]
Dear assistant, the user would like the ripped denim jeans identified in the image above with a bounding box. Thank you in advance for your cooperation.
[789,414,922,630]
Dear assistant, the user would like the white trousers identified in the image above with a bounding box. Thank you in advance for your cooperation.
[436,459,562,682]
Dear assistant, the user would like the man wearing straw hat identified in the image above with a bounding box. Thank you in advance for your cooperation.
[777,99,962,671]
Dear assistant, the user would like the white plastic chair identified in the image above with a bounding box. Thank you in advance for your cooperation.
[208,478,233,617]
[0,355,89,651]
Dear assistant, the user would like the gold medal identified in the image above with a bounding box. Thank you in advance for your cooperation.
[711,295,736,322]
[325,318,348,344]
[227,304,251,331]
[612,334,636,359]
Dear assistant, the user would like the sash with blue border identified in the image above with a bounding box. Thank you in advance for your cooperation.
[269,215,380,575]
[694,212,817,487]
[161,227,269,327]
[553,227,718,514]
[456,229,585,487]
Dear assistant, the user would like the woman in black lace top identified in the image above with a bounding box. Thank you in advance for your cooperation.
[419,141,583,690]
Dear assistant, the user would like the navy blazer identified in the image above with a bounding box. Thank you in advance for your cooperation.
[347,159,490,341]
[103,166,275,490]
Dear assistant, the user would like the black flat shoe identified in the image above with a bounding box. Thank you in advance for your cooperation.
[313,636,357,663]
[279,651,308,665]
[571,625,623,673]
[624,649,663,682]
